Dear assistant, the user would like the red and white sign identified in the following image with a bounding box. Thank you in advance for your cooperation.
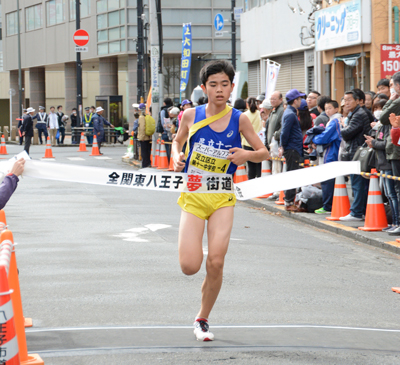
[73,29,89,47]
[381,44,400,79]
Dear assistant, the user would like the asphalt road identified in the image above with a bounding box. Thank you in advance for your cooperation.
[3,144,400,364]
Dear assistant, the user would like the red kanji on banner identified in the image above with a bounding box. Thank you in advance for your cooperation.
[187,175,202,192]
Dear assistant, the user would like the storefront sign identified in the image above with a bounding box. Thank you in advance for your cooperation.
[180,23,192,93]
[380,44,400,79]
[315,0,362,52]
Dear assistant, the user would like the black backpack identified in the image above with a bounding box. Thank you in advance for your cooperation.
[156,107,169,133]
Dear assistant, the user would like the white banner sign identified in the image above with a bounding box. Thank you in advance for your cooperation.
[151,46,160,104]
[265,59,281,101]
[1,152,362,201]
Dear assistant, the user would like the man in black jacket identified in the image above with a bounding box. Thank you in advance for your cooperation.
[353,89,374,125]
[21,107,35,154]
[70,108,79,144]
[339,91,371,221]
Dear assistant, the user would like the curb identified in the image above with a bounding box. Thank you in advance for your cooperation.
[244,198,400,256]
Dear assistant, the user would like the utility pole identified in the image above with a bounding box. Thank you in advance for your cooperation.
[156,0,164,108]
[231,0,236,71]
[137,0,144,103]
[17,0,22,119]
[76,0,83,122]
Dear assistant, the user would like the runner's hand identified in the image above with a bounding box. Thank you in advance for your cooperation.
[10,159,25,177]
[174,152,186,172]
[227,147,249,166]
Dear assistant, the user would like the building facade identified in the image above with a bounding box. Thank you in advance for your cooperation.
[1,0,247,128]
[241,0,322,98]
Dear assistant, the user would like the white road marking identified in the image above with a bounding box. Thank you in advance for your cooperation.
[67,157,85,161]
[40,158,56,161]
[231,238,244,241]
[144,224,171,231]
[203,247,208,255]
[26,324,400,333]
[113,225,171,242]
[94,156,112,160]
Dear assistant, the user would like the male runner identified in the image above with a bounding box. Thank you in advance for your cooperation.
[172,60,269,341]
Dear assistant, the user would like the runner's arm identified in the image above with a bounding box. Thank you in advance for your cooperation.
[172,108,195,172]
[227,114,269,165]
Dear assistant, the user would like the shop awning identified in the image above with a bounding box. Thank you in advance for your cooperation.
[334,53,361,67]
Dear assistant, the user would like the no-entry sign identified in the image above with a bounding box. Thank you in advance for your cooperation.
[73,29,89,47]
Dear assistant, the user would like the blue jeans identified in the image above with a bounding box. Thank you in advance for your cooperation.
[383,170,399,226]
[321,178,335,211]
[350,174,369,218]
[162,133,171,160]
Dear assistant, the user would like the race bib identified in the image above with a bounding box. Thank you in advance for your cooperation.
[188,142,231,175]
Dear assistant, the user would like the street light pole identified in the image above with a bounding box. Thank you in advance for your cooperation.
[231,0,236,71]
[17,0,22,119]
[137,0,144,103]
[76,0,83,122]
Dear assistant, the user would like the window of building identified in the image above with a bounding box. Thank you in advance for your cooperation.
[6,11,21,36]
[97,0,125,13]
[97,10,124,29]
[26,4,43,31]
[70,0,91,20]
[47,0,66,26]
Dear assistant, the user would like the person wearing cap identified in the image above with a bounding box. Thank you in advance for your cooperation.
[259,99,273,147]
[21,107,36,154]
[279,89,306,212]
[84,107,94,144]
[92,106,115,154]
[34,106,49,145]
[256,93,265,110]
[178,100,193,127]
[137,103,152,167]
[48,106,59,146]
[18,109,27,146]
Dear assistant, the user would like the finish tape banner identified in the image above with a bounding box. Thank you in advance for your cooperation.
[0,153,361,201]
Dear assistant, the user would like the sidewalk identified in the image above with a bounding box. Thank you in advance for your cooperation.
[245,197,400,256]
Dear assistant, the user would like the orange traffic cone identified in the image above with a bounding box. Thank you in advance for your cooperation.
[303,159,310,168]
[157,141,169,169]
[3,230,34,333]
[0,135,8,155]
[392,287,400,294]
[0,232,43,365]
[78,132,87,152]
[0,210,7,231]
[43,137,54,158]
[358,169,388,231]
[326,176,351,221]
[275,159,287,205]
[168,149,175,171]
[150,139,155,166]
[233,164,248,184]
[0,265,19,364]
[90,135,101,156]
[258,160,273,198]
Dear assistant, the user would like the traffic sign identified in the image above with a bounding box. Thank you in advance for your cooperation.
[73,29,89,47]
[75,46,88,52]
[234,7,243,19]
[215,32,223,37]
[214,13,224,31]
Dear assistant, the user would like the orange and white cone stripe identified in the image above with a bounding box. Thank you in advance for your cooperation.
[326,175,350,221]
[358,169,388,231]
[0,265,19,364]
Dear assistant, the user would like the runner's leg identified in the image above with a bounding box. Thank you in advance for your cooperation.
[178,211,205,275]
[197,206,234,319]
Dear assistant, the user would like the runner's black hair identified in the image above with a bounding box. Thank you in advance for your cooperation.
[200,60,235,85]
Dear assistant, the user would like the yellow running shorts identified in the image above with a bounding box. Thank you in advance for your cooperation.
[177,192,236,220]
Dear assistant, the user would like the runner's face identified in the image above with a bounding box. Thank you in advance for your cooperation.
[202,72,234,105]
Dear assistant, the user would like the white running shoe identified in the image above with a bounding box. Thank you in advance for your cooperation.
[193,319,214,341]
[339,214,363,222]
